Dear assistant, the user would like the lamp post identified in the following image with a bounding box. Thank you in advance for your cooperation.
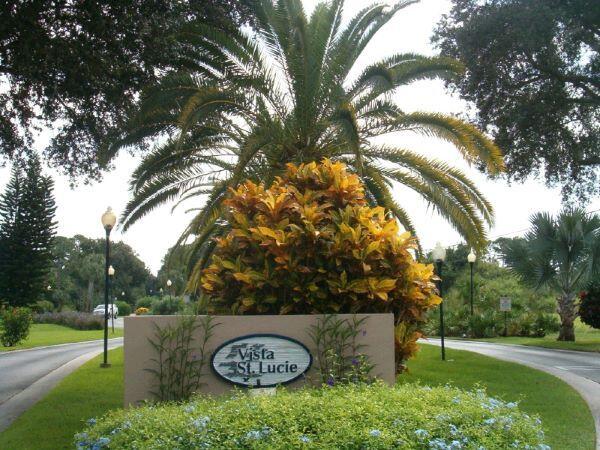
[167,279,172,313]
[108,265,115,333]
[100,207,116,368]
[467,250,476,316]
[432,242,447,361]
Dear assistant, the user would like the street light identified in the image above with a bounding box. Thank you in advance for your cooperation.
[108,265,115,333]
[432,242,447,361]
[100,207,116,368]
[467,250,476,316]
[167,279,173,313]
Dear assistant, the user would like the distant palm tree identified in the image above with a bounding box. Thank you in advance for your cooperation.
[110,0,504,269]
[501,208,600,341]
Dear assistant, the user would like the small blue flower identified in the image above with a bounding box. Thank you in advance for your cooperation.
[369,429,382,437]
[483,418,496,425]
[95,436,110,447]
[436,414,450,422]
[326,377,335,386]
[184,404,196,413]
[352,357,360,366]
[86,418,97,426]
[449,424,459,436]
[451,397,461,404]
[428,438,448,449]
[506,402,517,408]
[299,435,311,443]
[537,445,551,450]
[246,430,263,440]
[122,420,132,429]
[192,416,210,430]
[415,429,429,439]
[449,440,462,449]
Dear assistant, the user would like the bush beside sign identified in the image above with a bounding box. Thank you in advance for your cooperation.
[123,314,394,406]
[211,334,312,387]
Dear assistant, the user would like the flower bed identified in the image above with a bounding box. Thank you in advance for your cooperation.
[34,312,103,330]
[76,383,548,449]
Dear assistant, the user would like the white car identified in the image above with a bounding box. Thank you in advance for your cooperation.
[93,304,118,319]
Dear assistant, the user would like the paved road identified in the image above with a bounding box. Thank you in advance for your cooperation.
[424,338,600,449]
[0,338,123,431]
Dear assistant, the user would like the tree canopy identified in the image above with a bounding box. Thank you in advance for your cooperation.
[0,0,254,180]
[433,0,600,200]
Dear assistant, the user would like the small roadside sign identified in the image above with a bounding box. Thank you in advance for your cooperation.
[499,297,512,312]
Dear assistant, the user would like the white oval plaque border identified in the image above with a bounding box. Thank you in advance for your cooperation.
[210,333,313,388]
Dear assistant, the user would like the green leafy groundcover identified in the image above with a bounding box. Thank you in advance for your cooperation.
[76,383,549,449]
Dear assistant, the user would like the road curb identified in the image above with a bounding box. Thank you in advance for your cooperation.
[0,337,123,356]
[0,342,123,433]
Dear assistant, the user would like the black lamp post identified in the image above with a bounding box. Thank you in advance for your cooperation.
[467,250,476,316]
[100,207,116,368]
[108,265,115,333]
[432,242,447,361]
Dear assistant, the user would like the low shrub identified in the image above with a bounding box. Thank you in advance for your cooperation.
[115,301,131,317]
[1,307,32,347]
[134,307,149,315]
[151,297,185,315]
[31,300,55,313]
[76,383,548,449]
[135,296,154,310]
[33,311,103,330]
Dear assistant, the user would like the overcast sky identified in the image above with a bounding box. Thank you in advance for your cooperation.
[1,0,598,274]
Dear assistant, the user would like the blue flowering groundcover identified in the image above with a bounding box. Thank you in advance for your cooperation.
[76,383,549,449]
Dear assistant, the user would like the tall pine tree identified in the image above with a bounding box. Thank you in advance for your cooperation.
[0,156,57,306]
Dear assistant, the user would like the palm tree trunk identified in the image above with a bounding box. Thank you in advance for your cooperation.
[556,293,576,341]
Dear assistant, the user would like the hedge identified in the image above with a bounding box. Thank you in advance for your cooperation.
[76,383,548,449]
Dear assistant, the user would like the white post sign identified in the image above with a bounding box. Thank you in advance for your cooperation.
[499,297,512,312]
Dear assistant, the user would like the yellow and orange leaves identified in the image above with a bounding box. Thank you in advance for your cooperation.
[199,160,440,366]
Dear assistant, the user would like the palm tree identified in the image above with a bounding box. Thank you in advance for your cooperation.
[501,208,600,341]
[109,0,504,275]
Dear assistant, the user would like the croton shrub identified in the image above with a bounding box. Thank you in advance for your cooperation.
[198,160,440,367]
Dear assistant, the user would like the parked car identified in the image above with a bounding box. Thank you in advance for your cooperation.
[92,304,118,319]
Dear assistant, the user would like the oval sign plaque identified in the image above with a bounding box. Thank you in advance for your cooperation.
[211,334,312,388]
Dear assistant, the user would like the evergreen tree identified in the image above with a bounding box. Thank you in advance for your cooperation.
[0,156,57,306]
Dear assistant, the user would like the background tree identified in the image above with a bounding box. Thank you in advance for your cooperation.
[0,1,254,179]
[156,245,191,297]
[425,243,470,293]
[113,0,504,273]
[433,0,600,200]
[579,281,600,330]
[500,209,600,341]
[0,156,57,306]
[47,235,154,311]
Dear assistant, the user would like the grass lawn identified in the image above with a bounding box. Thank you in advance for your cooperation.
[399,344,596,450]
[0,348,124,450]
[462,320,600,353]
[1,345,595,450]
[0,324,123,351]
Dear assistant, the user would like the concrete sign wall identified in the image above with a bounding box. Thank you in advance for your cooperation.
[124,314,394,406]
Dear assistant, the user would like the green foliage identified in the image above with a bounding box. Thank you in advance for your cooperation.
[579,282,600,329]
[425,261,559,338]
[151,297,186,315]
[145,316,218,402]
[135,296,155,310]
[31,300,54,314]
[77,382,547,449]
[501,208,600,341]
[199,161,441,365]
[0,306,32,347]
[434,0,600,200]
[115,301,131,317]
[33,312,103,330]
[0,155,56,307]
[308,315,374,385]
[48,235,154,312]
[0,1,255,179]
[114,0,504,259]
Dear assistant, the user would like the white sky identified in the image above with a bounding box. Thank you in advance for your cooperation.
[1,0,598,274]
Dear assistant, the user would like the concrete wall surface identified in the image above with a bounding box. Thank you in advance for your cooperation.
[124,314,394,406]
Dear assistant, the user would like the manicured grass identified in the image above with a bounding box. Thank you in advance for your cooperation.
[399,344,596,450]
[471,321,600,353]
[0,348,124,450]
[0,324,123,351]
